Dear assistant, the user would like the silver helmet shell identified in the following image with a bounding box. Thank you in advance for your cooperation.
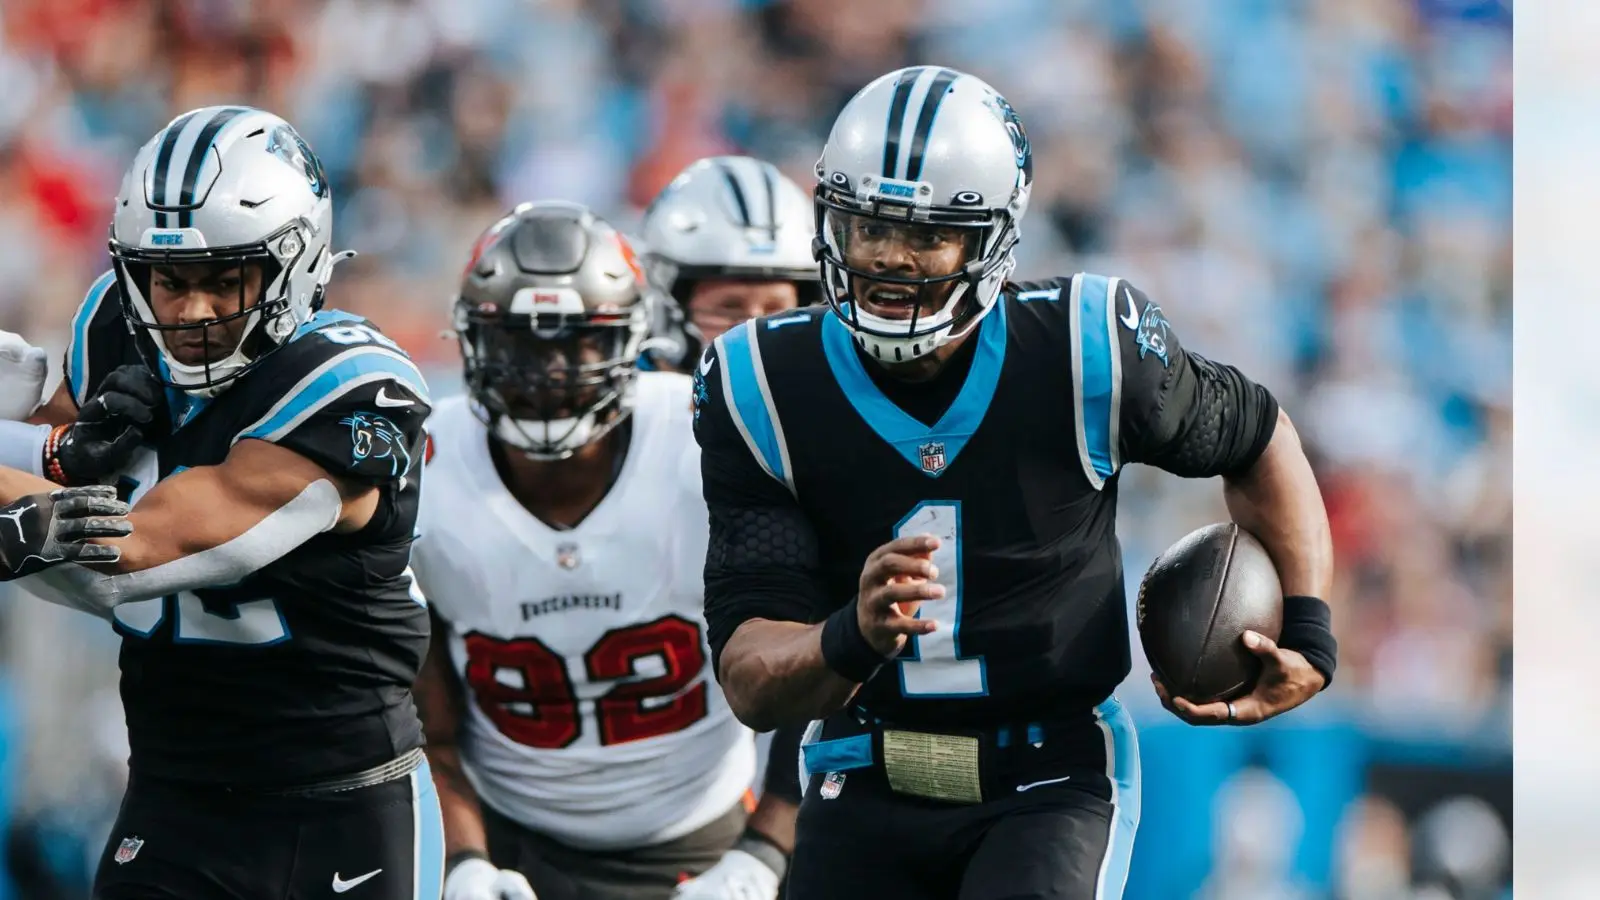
[109,106,345,396]
[814,67,1033,362]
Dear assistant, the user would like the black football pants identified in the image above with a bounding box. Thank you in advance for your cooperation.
[785,697,1141,900]
[92,757,443,900]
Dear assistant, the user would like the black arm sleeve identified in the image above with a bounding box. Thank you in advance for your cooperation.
[693,344,831,679]
[1115,281,1279,478]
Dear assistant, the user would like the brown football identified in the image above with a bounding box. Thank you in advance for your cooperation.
[1136,522,1283,704]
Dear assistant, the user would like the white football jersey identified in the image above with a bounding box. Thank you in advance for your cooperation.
[413,372,755,851]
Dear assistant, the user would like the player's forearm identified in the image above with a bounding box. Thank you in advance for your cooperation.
[720,619,860,732]
[745,792,797,855]
[15,473,345,611]
[1222,409,1333,599]
[746,721,803,853]
[428,744,492,856]
[0,464,57,505]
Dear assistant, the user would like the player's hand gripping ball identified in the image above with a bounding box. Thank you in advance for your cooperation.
[1137,522,1282,705]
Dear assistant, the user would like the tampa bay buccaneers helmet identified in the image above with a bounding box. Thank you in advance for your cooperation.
[453,201,652,460]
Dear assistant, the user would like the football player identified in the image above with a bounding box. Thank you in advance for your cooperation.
[694,67,1339,900]
[0,106,441,900]
[637,155,822,373]
[413,201,795,900]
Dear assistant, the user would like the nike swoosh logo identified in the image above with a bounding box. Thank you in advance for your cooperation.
[1118,288,1139,330]
[332,870,382,893]
[697,352,715,377]
[374,387,411,408]
[1015,775,1071,792]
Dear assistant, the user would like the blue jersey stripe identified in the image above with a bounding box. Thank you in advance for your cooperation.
[236,347,427,444]
[717,322,787,486]
[67,271,118,407]
[1077,273,1118,481]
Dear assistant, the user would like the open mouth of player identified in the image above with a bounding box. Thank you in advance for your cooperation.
[860,285,928,321]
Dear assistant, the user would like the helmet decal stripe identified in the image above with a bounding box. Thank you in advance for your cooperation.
[905,69,960,182]
[161,112,217,208]
[176,107,250,228]
[150,110,201,228]
[881,67,924,178]
[760,160,779,233]
[716,159,752,227]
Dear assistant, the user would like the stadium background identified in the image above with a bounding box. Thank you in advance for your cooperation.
[0,0,1510,898]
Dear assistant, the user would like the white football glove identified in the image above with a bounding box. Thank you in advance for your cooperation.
[443,856,538,900]
[0,330,48,421]
[671,849,780,900]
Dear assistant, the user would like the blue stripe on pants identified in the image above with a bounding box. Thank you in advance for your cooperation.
[411,760,444,900]
[1095,695,1142,899]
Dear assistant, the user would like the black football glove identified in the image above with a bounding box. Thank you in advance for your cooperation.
[45,365,166,485]
[0,485,131,581]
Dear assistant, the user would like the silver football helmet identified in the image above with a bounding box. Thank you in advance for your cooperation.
[453,201,652,460]
[815,67,1033,361]
[109,105,347,396]
[638,156,821,366]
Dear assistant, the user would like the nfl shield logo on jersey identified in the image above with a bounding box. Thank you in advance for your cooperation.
[555,542,582,570]
[114,836,144,865]
[918,441,947,475]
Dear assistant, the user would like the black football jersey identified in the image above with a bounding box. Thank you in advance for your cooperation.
[694,274,1279,728]
[65,272,433,787]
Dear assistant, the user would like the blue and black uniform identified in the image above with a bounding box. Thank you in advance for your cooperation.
[64,273,444,900]
[693,274,1278,900]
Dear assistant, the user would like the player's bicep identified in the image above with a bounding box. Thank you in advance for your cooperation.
[693,339,829,667]
[1113,281,1278,478]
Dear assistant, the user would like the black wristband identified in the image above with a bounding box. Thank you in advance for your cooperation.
[444,849,490,876]
[735,827,790,879]
[820,596,889,683]
[1279,595,1337,689]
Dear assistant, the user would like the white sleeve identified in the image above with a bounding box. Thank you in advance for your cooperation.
[0,421,49,478]
[16,479,342,614]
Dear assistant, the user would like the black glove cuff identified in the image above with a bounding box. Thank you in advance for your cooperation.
[820,596,889,683]
[1279,595,1337,690]
[444,849,490,877]
[735,827,789,879]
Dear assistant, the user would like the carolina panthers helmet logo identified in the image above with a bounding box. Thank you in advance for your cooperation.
[266,124,329,199]
[342,412,412,477]
[986,93,1033,185]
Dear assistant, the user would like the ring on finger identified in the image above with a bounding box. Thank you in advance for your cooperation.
[1226,701,1237,722]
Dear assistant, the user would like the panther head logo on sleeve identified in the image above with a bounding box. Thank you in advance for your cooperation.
[342,412,413,478]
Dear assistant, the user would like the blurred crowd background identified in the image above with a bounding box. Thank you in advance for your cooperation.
[0,0,1511,898]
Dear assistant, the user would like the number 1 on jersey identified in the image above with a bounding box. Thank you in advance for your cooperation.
[894,501,987,697]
